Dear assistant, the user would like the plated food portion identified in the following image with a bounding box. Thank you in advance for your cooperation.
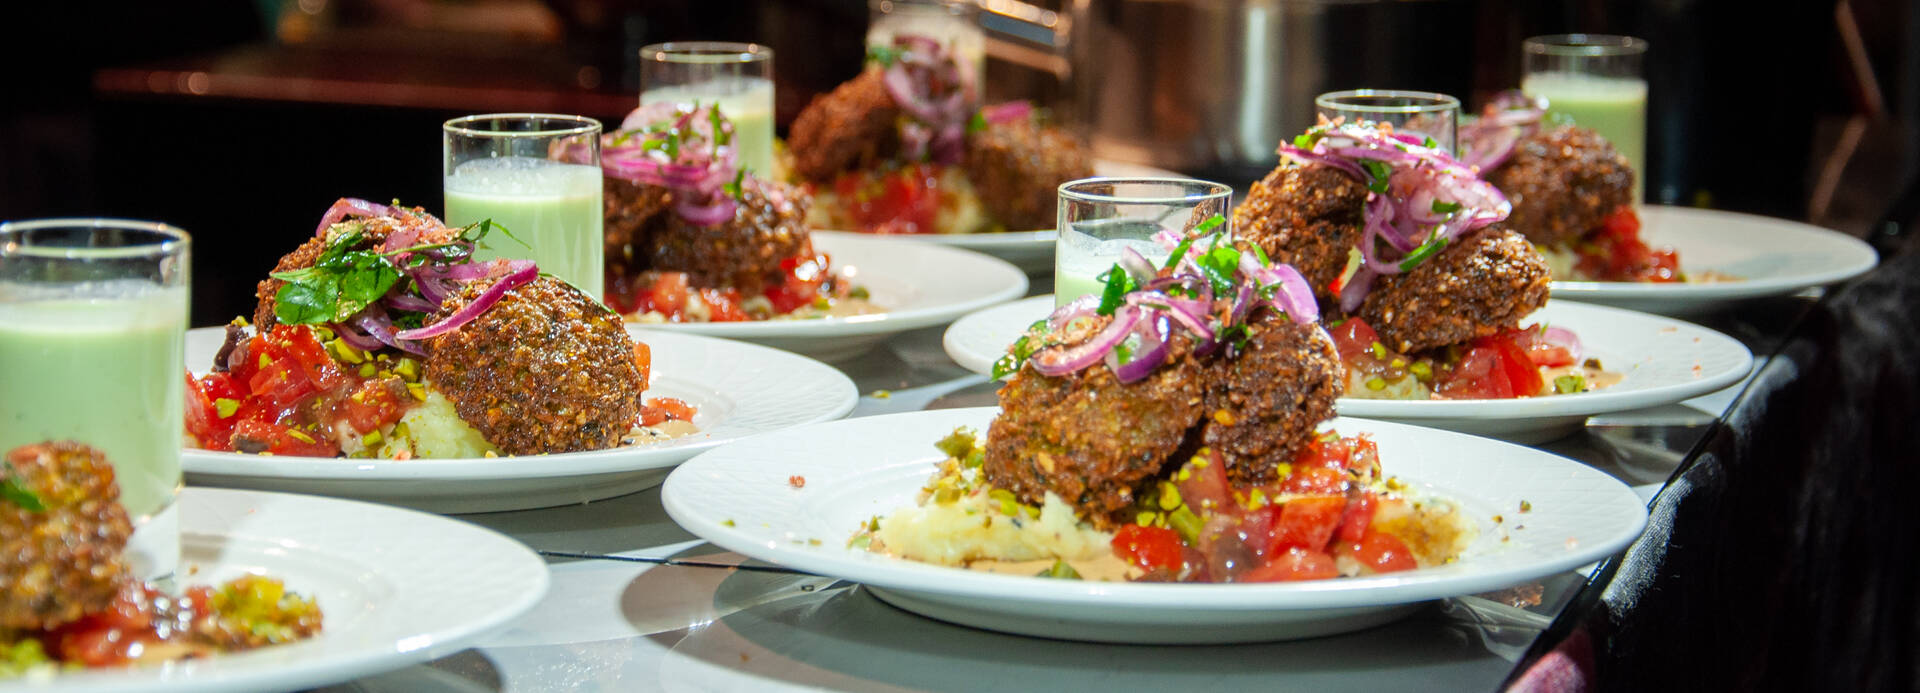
[786,34,1093,235]
[186,199,692,461]
[662,408,1648,642]
[181,326,859,513]
[601,103,880,324]
[2,442,319,677]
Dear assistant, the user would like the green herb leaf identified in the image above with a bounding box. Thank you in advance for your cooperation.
[709,106,732,147]
[1360,160,1393,194]
[1197,244,1241,294]
[1430,199,1463,214]
[1164,235,1198,270]
[274,278,339,325]
[1096,264,1134,316]
[968,111,987,135]
[1293,133,1314,149]
[1037,559,1082,580]
[1397,235,1450,272]
[723,170,746,202]
[1249,241,1271,267]
[1,465,45,512]
[1423,136,1439,149]
[866,43,900,67]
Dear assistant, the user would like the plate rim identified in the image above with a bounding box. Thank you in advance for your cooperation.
[1548,205,1878,301]
[181,328,858,481]
[661,407,1648,611]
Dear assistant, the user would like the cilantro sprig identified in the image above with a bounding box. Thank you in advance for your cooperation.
[2,462,45,512]
[272,218,520,327]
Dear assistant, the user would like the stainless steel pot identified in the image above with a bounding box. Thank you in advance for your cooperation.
[1067,0,1474,183]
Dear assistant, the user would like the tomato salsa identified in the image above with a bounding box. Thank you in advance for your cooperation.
[1571,208,1681,283]
[1327,317,1608,400]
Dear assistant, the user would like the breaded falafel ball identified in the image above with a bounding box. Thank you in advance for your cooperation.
[423,276,644,455]
[603,178,673,271]
[963,119,1094,231]
[1195,317,1343,484]
[1360,226,1551,353]
[1484,126,1634,247]
[645,178,814,294]
[788,70,902,182]
[1,442,133,631]
[983,337,1208,529]
[1232,164,1368,298]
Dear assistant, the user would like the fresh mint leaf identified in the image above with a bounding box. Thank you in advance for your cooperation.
[1360,160,1392,194]
[1430,199,1463,214]
[274,279,337,325]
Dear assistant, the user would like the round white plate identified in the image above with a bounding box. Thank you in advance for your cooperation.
[1549,205,1878,314]
[182,327,857,513]
[661,408,1648,644]
[943,296,1753,444]
[28,487,547,693]
[822,159,1189,273]
[632,232,1027,362]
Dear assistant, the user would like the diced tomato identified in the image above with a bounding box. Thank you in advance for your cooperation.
[1433,344,1517,400]
[639,272,691,320]
[837,165,942,235]
[184,373,222,448]
[640,397,697,426]
[342,377,408,434]
[1175,449,1234,515]
[1326,318,1383,362]
[1489,335,1545,396]
[765,254,831,315]
[698,288,750,322]
[43,582,161,667]
[1575,207,1683,282]
[1241,546,1340,582]
[633,341,652,391]
[231,418,338,457]
[1111,524,1187,574]
[273,324,346,391]
[1279,465,1350,495]
[247,356,316,409]
[1264,495,1345,555]
[1509,327,1577,368]
[1297,435,1353,472]
[1336,492,1377,544]
[1336,530,1420,574]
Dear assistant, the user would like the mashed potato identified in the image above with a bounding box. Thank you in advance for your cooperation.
[876,490,1111,567]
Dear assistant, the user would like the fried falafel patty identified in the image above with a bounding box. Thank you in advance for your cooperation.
[963,120,1094,231]
[1196,318,1343,484]
[253,215,459,330]
[1484,126,1634,247]
[788,70,902,182]
[1232,164,1368,296]
[984,341,1207,529]
[423,276,644,455]
[645,178,814,294]
[603,178,673,271]
[1,442,133,632]
[1360,226,1551,353]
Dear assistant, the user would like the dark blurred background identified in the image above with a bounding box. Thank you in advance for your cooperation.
[3,0,1915,325]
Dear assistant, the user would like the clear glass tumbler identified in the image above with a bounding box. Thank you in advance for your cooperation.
[1055,177,1233,306]
[0,218,189,579]
[443,113,604,299]
[868,0,984,85]
[1522,34,1649,200]
[1315,89,1462,153]
[640,42,776,178]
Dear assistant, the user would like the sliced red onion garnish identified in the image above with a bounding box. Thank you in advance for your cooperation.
[394,260,537,341]
[1541,325,1584,362]
[312,198,395,237]
[674,194,739,227]
[980,101,1033,125]
[1128,293,1213,344]
[384,294,438,313]
[1031,305,1140,377]
[1046,294,1102,331]
[1118,246,1158,283]
[1107,312,1170,384]
[332,318,386,352]
[881,34,973,164]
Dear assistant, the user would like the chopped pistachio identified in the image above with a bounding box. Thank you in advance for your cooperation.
[1365,376,1389,391]
[393,357,422,382]
[1157,483,1183,511]
[214,398,241,419]
[407,383,426,401]
[361,430,383,447]
[328,340,365,364]
[1037,559,1082,580]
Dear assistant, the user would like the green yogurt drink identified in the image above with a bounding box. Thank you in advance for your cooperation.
[445,157,605,298]
[0,285,186,535]
[1522,72,1648,199]
[642,77,776,177]
[1055,221,1171,306]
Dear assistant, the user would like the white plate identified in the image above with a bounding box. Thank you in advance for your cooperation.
[1549,205,1877,314]
[661,408,1647,644]
[943,296,1753,443]
[633,232,1027,362]
[27,487,547,693]
[822,159,1189,273]
[182,327,857,513]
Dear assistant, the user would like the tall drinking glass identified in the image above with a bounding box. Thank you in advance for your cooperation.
[640,42,776,178]
[443,113,604,299]
[1055,178,1233,306]
[0,219,188,579]
[1522,34,1648,199]
[868,0,984,85]
[1315,89,1462,152]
